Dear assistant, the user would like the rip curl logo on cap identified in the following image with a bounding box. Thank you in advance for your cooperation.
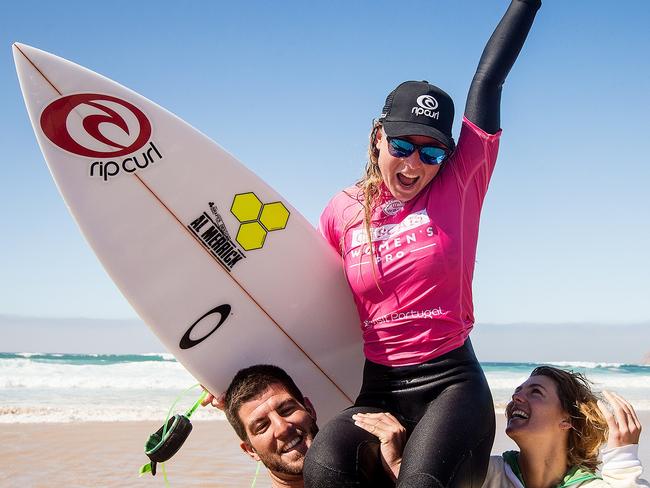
[416,95,438,110]
[40,94,152,158]
[412,95,440,119]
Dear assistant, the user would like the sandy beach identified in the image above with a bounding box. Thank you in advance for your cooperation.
[1,414,648,487]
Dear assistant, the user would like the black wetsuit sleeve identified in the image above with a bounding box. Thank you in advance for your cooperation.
[464,0,541,134]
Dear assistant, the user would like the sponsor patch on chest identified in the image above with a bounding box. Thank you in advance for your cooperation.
[351,209,430,248]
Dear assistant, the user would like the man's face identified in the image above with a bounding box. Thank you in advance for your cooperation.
[238,383,318,477]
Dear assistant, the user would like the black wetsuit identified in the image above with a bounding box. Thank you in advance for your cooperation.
[303,1,541,488]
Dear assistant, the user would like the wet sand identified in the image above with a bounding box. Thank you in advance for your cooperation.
[1,414,648,487]
[0,420,271,488]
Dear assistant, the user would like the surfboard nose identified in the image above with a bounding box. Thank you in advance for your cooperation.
[13,43,53,66]
[12,42,36,72]
[13,42,48,61]
[12,42,30,56]
[12,42,24,61]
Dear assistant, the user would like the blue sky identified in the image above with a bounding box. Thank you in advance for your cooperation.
[1,1,649,325]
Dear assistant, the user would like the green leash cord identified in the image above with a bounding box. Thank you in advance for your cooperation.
[139,385,263,487]
[251,461,262,488]
[160,384,207,488]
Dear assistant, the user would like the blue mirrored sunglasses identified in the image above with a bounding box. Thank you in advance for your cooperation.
[386,136,449,165]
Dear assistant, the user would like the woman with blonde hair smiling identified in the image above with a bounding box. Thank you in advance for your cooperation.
[484,366,648,488]
[306,0,542,486]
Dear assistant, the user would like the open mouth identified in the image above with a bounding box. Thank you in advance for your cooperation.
[281,435,305,454]
[508,409,530,421]
[397,173,419,188]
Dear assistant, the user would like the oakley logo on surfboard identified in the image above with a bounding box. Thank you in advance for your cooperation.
[412,95,439,119]
[179,304,232,350]
[41,94,152,158]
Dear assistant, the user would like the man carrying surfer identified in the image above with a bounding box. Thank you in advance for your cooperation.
[203,364,405,487]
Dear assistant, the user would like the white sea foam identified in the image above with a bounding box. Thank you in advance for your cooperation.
[141,352,176,361]
[0,358,195,389]
[2,356,649,423]
[547,361,625,369]
[0,405,226,423]
[16,352,43,358]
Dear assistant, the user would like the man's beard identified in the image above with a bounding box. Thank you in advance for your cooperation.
[257,420,319,475]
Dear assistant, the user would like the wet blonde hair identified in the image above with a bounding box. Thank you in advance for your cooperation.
[531,366,608,472]
[355,120,383,250]
[339,121,384,286]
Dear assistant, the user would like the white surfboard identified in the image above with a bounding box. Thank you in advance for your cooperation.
[13,42,363,422]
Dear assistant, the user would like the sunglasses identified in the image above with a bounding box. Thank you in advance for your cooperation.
[386,136,450,165]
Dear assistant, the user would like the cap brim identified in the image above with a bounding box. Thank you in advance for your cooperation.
[382,121,455,152]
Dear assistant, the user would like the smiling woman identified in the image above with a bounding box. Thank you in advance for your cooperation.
[306,1,543,487]
[375,131,445,202]
[505,367,607,471]
[484,366,649,488]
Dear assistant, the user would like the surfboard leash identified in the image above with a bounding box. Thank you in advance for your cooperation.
[251,460,262,487]
[138,385,262,487]
[139,384,207,485]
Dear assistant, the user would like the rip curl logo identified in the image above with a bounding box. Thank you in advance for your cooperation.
[382,199,404,216]
[412,95,439,119]
[40,94,152,158]
[417,95,438,110]
[40,94,164,181]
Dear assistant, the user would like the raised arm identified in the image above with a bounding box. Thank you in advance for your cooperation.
[598,391,650,488]
[464,0,542,134]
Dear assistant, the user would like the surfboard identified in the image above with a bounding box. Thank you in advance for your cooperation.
[13,42,363,422]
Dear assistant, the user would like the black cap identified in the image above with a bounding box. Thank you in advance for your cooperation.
[379,80,455,151]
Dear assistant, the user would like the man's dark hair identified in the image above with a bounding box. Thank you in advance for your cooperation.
[225,364,306,441]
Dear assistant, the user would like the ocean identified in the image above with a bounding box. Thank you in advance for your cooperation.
[2,352,649,424]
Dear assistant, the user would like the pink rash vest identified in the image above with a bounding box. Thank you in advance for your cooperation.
[319,117,501,367]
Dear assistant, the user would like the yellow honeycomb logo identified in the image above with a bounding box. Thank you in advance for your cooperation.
[230,192,290,251]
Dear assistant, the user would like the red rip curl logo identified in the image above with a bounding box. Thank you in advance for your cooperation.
[40,94,152,158]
